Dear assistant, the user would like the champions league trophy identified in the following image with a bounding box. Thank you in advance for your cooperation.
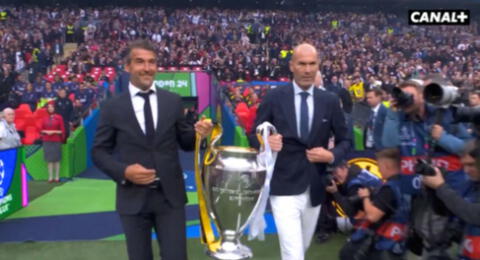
[195,122,277,260]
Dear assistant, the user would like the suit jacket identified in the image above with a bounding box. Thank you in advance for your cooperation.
[92,88,195,214]
[248,84,350,206]
[365,104,387,150]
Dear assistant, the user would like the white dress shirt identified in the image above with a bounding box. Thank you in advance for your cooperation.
[293,81,314,138]
[128,83,158,134]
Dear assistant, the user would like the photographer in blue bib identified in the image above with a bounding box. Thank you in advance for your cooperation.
[422,140,480,260]
[339,148,420,260]
[382,78,473,259]
[321,161,382,240]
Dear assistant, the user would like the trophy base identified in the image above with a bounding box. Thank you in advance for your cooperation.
[207,242,253,260]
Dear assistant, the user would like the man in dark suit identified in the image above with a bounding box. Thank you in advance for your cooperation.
[249,43,350,260]
[92,40,212,260]
[325,75,353,114]
[364,88,387,151]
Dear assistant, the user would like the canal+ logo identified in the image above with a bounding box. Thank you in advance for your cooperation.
[409,10,470,25]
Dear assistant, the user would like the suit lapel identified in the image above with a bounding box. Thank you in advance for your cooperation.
[154,89,169,140]
[280,84,298,137]
[308,88,325,144]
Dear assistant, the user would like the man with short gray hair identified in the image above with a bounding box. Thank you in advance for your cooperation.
[0,107,21,150]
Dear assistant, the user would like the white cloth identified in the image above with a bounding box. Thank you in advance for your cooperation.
[270,188,321,260]
[247,122,277,241]
[128,83,158,134]
[293,81,314,138]
[0,120,21,150]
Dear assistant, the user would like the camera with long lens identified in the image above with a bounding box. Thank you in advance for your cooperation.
[392,87,414,108]
[452,106,480,126]
[423,81,460,108]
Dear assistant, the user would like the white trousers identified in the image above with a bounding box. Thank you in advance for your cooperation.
[270,188,321,260]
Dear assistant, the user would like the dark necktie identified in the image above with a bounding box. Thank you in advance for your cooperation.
[137,90,155,141]
[299,92,310,141]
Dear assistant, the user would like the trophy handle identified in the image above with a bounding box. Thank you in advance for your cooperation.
[256,123,278,153]
[204,122,223,166]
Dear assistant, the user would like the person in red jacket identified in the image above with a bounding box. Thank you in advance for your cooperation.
[40,102,65,182]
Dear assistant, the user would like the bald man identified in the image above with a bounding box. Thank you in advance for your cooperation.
[249,43,350,260]
[0,108,21,150]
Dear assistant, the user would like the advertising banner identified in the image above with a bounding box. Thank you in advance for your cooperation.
[154,72,192,97]
[0,148,22,220]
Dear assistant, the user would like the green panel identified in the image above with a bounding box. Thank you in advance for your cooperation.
[234,126,249,147]
[154,72,192,97]
[6,178,115,219]
[67,126,87,177]
[25,126,87,180]
[0,148,23,220]
[199,106,211,120]
[353,125,365,151]
[187,191,198,206]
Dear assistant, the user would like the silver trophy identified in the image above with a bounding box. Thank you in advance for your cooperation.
[201,124,276,260]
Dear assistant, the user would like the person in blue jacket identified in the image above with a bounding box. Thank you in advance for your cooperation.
[382,78,472,259]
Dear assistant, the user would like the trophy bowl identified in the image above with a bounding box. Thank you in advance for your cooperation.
[203,146,266,260]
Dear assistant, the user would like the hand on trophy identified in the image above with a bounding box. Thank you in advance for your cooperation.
[194,117,214,139]
[268,134,283,152]
[306,147,334,163]
[124,163,157,185]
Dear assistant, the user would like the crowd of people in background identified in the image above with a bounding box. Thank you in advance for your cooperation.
[0,6,479,148]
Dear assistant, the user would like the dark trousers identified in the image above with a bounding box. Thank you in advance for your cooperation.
[315,200,337,234]
[119,189,187,260]
[340,238,405,260]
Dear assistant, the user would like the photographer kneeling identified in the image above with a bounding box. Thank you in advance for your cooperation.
[423,141,480,259]
[325,160,383,231]
[340,148,418,260]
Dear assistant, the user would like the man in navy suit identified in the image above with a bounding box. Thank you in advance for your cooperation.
[249,43,350,260]
[364,88,387,151]
[92,40,212,260]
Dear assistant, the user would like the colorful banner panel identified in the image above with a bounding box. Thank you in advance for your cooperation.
[0,148,23,220]
[154,72,192,97]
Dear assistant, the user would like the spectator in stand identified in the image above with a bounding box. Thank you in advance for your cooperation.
[33,74,46,96]
[52,75,65,92]
[75,82,93,111]
[40,102,65,183]
[55,88,74,138]
[0,107,21,150]
[71,99,88,129]
[21,83,39,112]
[469,90,480,108]
[42,82,57,100]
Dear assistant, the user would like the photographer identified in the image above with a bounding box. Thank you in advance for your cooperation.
[382,79,472,258]
[339,148,419,260]
[423,141,480,259]
[326,161,383,219]
[316,161,382,242]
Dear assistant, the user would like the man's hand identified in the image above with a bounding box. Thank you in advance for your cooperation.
[358,187,370,199]
[431,124,444,141]
[268,134,283,152]
[124,163,157,185]
[326,180,338,193]
[194,118,214,139]
[306,147,333,163]
[422,167,445,189]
